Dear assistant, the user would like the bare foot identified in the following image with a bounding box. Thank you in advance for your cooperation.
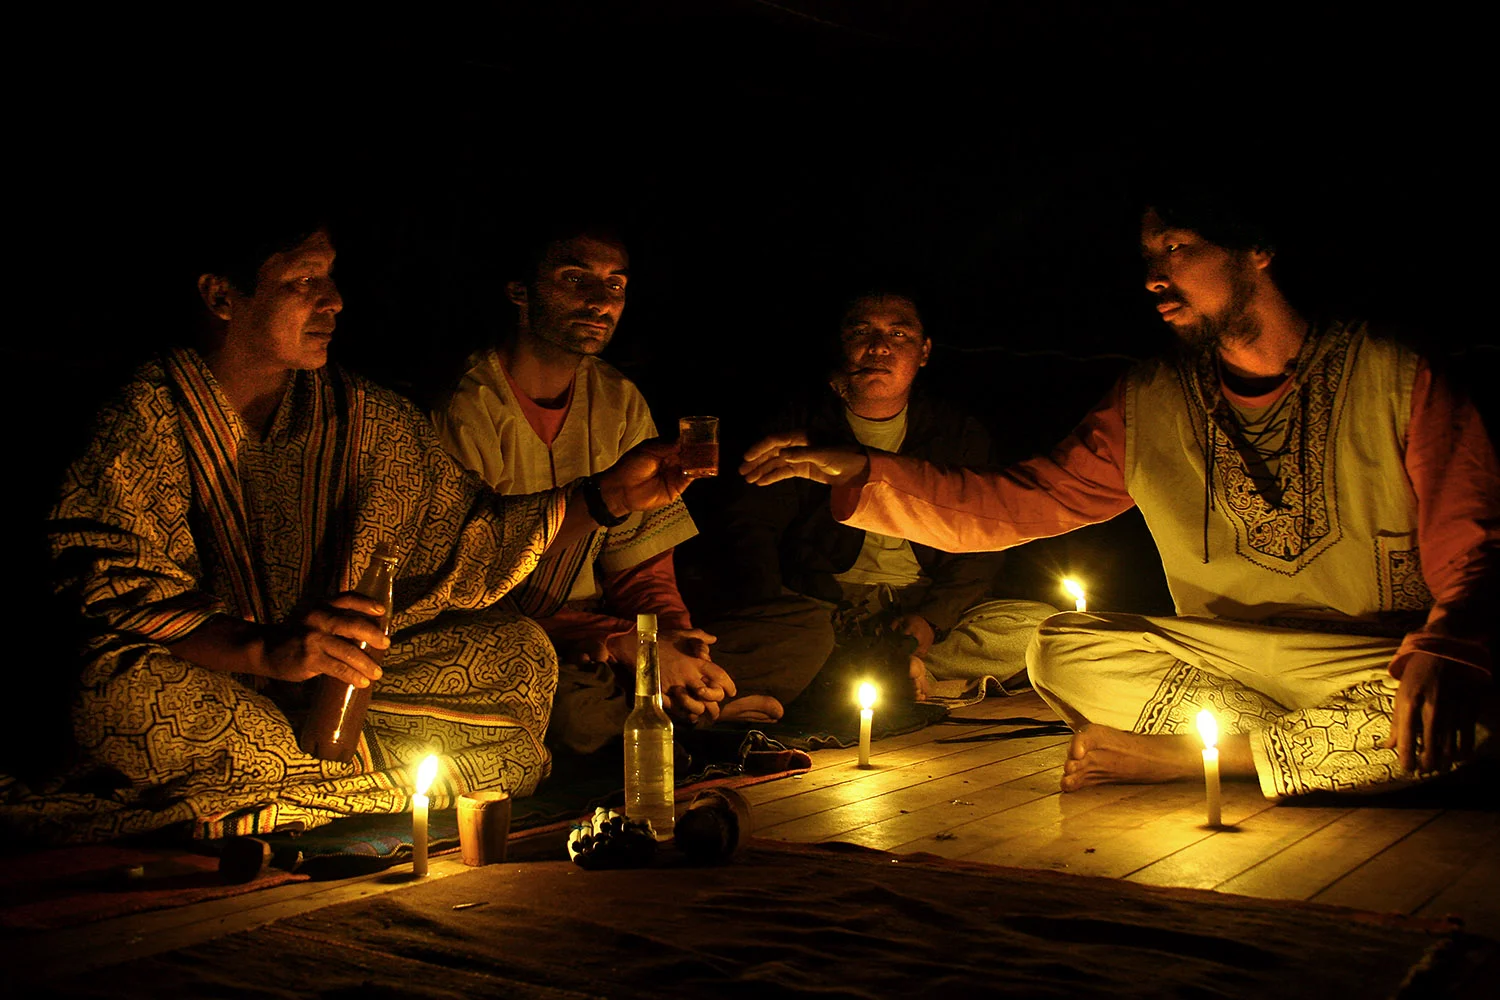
[909,655,930,702]
[1060,724,1204,792]
[716,695,784,724]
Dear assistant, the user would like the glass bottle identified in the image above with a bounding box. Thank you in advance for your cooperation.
[298,542,400,762]
[623,613,675,839]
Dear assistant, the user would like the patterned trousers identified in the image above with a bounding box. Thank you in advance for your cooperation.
[1025,611,1470,798]
[15,606,556,842]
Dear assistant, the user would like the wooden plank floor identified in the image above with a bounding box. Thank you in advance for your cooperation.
[741,691,1500,939]
[10,690,1498,987]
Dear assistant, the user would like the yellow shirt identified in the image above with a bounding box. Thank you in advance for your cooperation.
[834,406,927,588]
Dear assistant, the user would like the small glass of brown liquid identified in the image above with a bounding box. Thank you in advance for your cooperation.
[678,415,719,478]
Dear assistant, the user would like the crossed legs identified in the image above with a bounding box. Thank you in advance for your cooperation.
[1026,612,1417,798]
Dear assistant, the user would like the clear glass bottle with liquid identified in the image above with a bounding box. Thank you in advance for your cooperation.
[298,542,400,762]
[623,612,675,839]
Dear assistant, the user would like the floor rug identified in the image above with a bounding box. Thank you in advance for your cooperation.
[228,733,816,880]
[24,839,1488,998]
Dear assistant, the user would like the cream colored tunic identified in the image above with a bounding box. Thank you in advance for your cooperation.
[435,349,697,613]
[1125,321,1430,626]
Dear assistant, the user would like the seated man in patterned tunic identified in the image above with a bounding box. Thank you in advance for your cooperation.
[744,190,1498,798]
[5,207,691,843]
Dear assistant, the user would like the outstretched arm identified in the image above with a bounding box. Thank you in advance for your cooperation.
[742,380,1136,553]
[740,432,871,488]
[906,413,1010,632]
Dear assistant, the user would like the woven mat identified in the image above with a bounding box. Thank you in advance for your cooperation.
[22,839,1486,998]
[246,763,809,879]
[0,762,813,928]
[227,729,817,879]
[0,703,954,926]
[204,698,955,879]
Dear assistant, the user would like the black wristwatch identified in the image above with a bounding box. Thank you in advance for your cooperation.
[578,475,628,528]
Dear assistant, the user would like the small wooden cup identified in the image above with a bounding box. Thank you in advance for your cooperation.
[457,790,512,866]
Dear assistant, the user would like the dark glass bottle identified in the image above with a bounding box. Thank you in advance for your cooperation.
[298,543,399,762]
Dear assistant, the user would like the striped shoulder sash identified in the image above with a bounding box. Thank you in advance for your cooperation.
[162,348,365,620]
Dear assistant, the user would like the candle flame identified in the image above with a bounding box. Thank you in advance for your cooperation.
[1196,709,1218,750]
[414,754,439,797]
[1061,578,1085,602]
[857,682,877,710]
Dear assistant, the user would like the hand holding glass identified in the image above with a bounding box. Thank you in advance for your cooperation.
[678,416,719,478]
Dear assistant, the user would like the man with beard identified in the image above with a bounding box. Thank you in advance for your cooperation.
[718,290,1055,703]
[742,193,1498,798]
[436,223,786,756]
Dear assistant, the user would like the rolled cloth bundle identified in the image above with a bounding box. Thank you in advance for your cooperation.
[674,788,753,863]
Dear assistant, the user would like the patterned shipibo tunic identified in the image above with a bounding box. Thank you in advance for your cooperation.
[15,348,565,842]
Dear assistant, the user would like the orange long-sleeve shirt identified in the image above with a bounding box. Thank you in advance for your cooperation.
[833,361,1499,676]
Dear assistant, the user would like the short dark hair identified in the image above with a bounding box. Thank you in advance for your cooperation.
[826,287,931,379]
[196,202,330,295]
[507,217,629,285]
[1145,184,1279,255]
[838,286,929,337]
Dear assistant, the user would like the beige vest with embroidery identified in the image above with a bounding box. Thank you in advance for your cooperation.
[1124,320,1432,626]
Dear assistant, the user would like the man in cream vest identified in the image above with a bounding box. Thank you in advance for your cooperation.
[436,221,785,754]
[742,191,1496,798]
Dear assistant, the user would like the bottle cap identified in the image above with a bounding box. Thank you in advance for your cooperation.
[636,613,658,635]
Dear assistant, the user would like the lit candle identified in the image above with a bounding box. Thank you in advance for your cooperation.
[857,682,876,768]
[412,754,439,876]
[1062,577,1087,613]
[1196,709,1222,828]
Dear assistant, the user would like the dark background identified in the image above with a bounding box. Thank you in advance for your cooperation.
[6,2,1494,769]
